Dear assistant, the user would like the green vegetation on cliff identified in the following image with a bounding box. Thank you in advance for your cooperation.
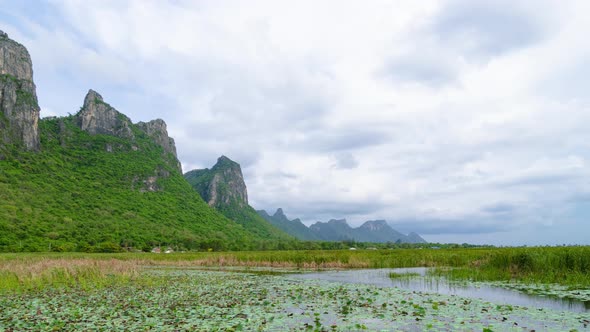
[0,116,286,252]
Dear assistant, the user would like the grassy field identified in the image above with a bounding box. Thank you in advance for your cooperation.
[1,246,589,292]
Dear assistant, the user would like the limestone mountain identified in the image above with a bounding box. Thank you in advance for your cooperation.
[309,219,356,241]
[355,220,407,243]
[258,208,320,241]
[310,218,425,243]
[257,209,426,243]
[0,30,40,152]
[356,220,425,243]
[184,156,294,241]
[406,232,427,244]
[74,89,182,173]
[0,32,286,252]
[185,156,248,209]
[78,89,134,139]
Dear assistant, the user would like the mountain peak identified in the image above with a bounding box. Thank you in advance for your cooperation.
[184,155,248,208]
[360,220,389,231]
[0,29,40,151]
[213,155,240,170]
[83,89,103,106]
[77,89,134,138]
[274,208,285,217]
[218,155,232,162]
[271,208,290,223]
[258,209,321,241]
[327,219,348,225]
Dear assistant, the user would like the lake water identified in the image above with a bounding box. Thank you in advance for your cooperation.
[287,268,590,313]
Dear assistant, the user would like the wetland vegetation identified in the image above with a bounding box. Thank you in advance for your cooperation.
[1,246,589,290]
[0,247,589,330]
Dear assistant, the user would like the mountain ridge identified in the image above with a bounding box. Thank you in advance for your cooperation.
[258,209,426,243]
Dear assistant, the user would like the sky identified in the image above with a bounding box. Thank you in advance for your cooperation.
[2,0,590,245]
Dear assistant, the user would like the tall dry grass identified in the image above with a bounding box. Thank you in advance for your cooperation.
[0,258,141,292]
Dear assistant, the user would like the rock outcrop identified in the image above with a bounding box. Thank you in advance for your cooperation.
[0,30,40,151]
[136,119,178,157]
[184,155,248,208]
[75,90,181,172]
[77,89,134,139]
[184,156,293,240]
[137,119,181,172]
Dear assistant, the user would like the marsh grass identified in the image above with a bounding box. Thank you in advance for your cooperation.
[430,247,590,287]
[0,257,141,292]
[0,246,589,292]
[388,272,421,279]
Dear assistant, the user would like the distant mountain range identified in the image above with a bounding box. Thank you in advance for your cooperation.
[258,209,426,243]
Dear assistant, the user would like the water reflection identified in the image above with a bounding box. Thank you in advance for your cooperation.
[288,268,590,313]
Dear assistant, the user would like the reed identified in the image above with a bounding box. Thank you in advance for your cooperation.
[0,246,588,292]
[0,257,140,292]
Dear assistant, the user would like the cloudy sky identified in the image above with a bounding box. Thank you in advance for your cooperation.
[2,0,590,245]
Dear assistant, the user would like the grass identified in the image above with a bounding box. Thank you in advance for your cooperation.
[429,246,590,287]
[0,256,141,292]
[388,271,421,279]
[1,246,589,292]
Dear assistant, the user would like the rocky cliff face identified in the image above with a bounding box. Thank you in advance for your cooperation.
[136,119,178,157]
[184,155,248,208]
[75,89,181,172]
[137,119,181,172]
[0,30,40,151]
[77,89,134,139]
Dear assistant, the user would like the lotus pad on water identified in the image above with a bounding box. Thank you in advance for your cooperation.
[0,270,588,331]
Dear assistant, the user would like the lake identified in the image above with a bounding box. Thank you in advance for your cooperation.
[287,267,590,313]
